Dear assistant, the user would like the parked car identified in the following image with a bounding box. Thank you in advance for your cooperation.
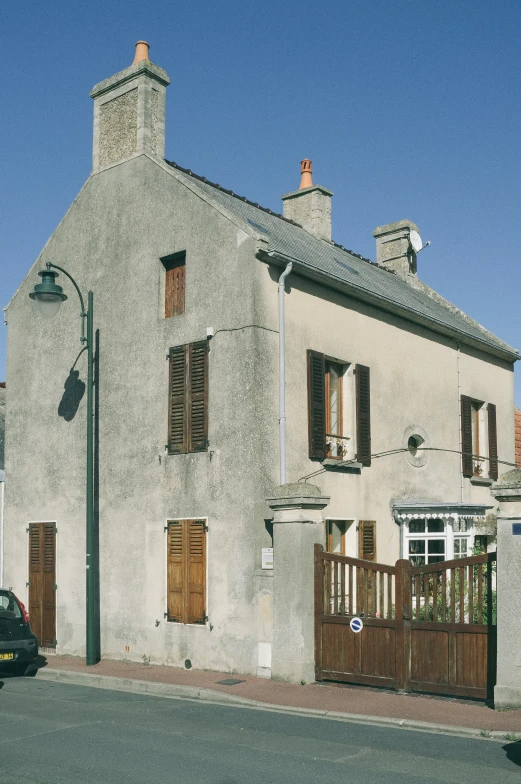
[0,589,38,675]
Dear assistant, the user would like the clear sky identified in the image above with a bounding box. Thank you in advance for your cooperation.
[2,0,520,404]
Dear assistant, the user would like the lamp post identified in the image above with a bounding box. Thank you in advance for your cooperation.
[29,262,98,665]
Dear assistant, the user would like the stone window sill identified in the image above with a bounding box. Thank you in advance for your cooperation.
[321,459,362,474]
[469,476,493,487]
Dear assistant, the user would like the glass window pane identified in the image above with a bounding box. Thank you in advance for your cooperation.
[427,519,444,533]
[428,555,445,564]
[328,364,340,436]
[409,540,425,555]
[427,539,445,555]
[410,555,426,567]
[454,537,468,558]
[409,520,425,534]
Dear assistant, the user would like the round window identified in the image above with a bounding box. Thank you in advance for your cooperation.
[403,427,428,467]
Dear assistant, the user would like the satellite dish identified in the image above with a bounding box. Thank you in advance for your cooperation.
[409,230,423,253]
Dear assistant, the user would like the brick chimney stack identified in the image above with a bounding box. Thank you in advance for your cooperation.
[90,42,170,173]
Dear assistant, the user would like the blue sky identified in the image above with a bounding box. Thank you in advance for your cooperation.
[2,0,520,404]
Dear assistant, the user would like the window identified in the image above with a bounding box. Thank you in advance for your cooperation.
[168,341,208,454]
[461,396,498,480]
[407,518,445,566]
[307,350,370,465]
[166,519,207,624]
[326,520,348,555]
[162,252,186,317]
[326,362,343,458]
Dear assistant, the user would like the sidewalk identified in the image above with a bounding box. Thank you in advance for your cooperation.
[33,654,521,738]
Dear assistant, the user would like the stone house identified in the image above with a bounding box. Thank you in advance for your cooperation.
[3,44,518,680]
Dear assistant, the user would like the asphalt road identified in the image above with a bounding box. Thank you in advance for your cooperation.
[0,674,519,783]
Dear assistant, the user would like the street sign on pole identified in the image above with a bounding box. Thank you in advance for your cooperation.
[350,616,363,633]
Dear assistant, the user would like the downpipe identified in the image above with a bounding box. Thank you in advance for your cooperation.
[278,262,293,485]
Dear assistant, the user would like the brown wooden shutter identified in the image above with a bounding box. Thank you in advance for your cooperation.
[461,395,473,477]
[358,520,376,561]
[186,520,207,624]
[166,521,185,622]
[167,519,207,624]
[164,254,186,318]
[28,522,56,647]
[356,364,371,466]
[188,342,209,453]
[168,346,188,454]
[487,403,498,480]
[307,350,326,460]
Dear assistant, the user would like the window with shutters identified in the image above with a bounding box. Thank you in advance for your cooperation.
[460,395,497,480]
[166,519,207,625]
[168,341,209,454]
[162,252,186,318]
[307,351,370,465]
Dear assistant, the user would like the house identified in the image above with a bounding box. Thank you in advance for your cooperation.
[3,43,518,680]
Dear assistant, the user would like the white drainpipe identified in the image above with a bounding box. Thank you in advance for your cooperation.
[277,261,293,485]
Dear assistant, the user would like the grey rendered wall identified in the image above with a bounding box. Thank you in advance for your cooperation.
[254,261,515,562]
[4,154,276,673]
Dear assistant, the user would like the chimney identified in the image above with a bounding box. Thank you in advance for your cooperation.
[372,219,419,282]
[281,160,333,241]
[90,41,170,173]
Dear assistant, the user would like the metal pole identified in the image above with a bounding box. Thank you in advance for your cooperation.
[85,291,96,665]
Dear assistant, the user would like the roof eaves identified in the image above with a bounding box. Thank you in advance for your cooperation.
[260,248,520,363]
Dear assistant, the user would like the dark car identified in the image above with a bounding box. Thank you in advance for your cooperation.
[0,589,38,675]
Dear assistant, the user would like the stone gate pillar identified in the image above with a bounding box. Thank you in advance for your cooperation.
[266,483,329,684]
[492,469,521,709]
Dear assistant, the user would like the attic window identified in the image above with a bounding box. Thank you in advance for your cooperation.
[162,252,186,318]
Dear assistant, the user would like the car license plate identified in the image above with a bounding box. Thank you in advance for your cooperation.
[0,653,14,661]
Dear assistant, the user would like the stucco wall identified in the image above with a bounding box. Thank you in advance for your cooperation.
[254,260,515,563]
[4,154,277,672]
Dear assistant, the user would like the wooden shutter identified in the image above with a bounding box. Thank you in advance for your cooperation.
[164,254,186,318]
[186,520,207,624]
[356,364,371,466]
[168,346,187,454]
[166,520,206,624]
[28,522,56,647]
[166,521,185,622]
[188,342,209,453]
[461,395,473,477]
[307,350,326,460]
[358,520,376,561]
[487,403,498,480]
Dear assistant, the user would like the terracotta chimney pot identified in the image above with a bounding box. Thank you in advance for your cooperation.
[133,41,150,64]
[299,159,313,190]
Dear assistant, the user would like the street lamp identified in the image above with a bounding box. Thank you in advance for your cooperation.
[30,261,98,666]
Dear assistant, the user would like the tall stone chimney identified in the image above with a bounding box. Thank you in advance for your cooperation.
[373,219,419,282]
[90,42,170,173]
[281,160,333,241]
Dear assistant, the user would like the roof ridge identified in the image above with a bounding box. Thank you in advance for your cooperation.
[165,160,302,227]
[165,159,389,272]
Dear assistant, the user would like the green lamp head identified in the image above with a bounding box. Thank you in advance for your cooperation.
[29,268,68,319]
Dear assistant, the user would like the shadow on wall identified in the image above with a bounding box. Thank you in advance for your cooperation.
[58,369,85,421]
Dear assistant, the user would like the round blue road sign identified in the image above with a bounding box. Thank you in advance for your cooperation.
[349,616,363,633]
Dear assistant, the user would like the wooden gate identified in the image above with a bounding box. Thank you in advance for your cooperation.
[314,544,496,700]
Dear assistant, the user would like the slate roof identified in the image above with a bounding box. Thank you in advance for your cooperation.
[166,161,518,361]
